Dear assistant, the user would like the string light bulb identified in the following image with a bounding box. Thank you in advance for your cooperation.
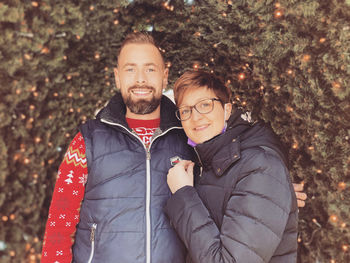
[238,73,245,80]
[274,10,283,18]
[342,245,349,252]
[302,54,311,62]
[24,54,32,60]
[329,214,338,223]
[286,106,294,113]
[338,182,346,190]
[41,47,50,54]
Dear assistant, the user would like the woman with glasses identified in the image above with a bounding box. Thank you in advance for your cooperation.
[164,70,298,263]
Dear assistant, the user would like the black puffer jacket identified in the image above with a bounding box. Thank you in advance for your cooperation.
[165,110,298,263]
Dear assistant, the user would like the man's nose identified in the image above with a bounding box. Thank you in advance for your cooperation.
[136,70,146,84]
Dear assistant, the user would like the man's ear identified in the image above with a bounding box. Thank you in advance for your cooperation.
[113,67,120,90]
[163,68,169,88]
[224,103,232,121]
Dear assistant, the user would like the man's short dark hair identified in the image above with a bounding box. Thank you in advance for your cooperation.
[118,32,164,65]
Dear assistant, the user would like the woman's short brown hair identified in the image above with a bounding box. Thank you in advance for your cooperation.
[173,70,232,106]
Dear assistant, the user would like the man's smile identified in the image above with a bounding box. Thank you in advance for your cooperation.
[129,86,154,98]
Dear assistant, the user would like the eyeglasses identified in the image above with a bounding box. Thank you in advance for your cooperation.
[176,98,221,121]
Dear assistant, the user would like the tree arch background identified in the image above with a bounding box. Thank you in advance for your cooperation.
[0,0,349,262]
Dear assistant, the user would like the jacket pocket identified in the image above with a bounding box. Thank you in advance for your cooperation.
[87,223,97,263]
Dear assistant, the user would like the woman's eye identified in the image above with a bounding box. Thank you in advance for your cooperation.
[200,102,211,108]
[181,108,190,115]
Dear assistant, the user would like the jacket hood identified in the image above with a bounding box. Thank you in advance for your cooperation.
[227,109,288,165]
[194,109,289,174]
[96,92,182,131]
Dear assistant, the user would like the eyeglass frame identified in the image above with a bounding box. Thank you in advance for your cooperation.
[175,98,222,121]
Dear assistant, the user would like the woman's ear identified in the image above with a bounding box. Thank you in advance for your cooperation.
[224,103,232,121]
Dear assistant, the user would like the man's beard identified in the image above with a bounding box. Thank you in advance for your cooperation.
[123,85,162,115]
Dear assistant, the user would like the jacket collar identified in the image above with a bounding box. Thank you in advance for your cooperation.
[97,92,182,131]
[194,109,288,176]
[195,132,241,177]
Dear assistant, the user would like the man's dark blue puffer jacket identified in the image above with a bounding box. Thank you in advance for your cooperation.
[72,93,194,263]
[165,110,298,263]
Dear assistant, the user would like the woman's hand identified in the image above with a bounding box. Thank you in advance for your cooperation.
[293,183,307,207]
[167,160,194,194]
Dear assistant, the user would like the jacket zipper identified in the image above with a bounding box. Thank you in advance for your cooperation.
[193,147,203,177]
[87,223,97,263]
[145,149,151,263]
[101,118,182,263]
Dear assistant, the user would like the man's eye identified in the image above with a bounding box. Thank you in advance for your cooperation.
[146,68,155,72]
[126,68,135,72]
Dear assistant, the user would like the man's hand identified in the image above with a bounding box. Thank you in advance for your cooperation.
[167,160,194,194]
[293,183,307,207]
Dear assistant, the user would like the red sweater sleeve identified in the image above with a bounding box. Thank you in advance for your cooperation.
[41,132,87,263]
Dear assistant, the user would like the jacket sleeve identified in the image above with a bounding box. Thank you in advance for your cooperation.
[164,149,294,263]
[41,132,87,263]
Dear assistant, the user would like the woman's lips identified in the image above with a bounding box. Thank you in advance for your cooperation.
[194,124,209,131]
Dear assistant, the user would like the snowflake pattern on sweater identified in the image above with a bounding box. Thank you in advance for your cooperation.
[41,118,160,262]
[41,132,87,263]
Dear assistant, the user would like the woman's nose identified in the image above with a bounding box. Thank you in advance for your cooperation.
[190,108,204,121]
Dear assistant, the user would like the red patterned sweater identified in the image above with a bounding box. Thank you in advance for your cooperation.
[41,118,160,263]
